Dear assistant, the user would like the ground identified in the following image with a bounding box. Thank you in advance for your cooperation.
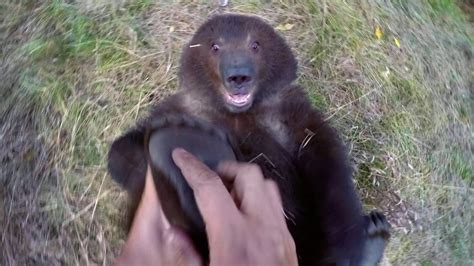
[0,0,472,265]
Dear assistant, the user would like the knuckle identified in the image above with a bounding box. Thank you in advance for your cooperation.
[246,163,263,176]
[265,179,278,191]
[195,167,213,179]
[219,161,233,173]
[199,171,218,183]
[193,168,220,188]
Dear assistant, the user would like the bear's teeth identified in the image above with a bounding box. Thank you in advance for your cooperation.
[229,94,250,105]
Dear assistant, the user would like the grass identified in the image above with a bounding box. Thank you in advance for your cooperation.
[1,0,472,264]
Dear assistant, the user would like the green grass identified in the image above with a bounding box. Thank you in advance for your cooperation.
[1,0,472,264]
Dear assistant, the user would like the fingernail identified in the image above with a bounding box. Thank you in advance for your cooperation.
[173,147,187,157]
[172,148,191,165]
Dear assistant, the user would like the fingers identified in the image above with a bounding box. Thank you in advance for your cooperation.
[216,160,253,183]
[173,149,286,229]
[172,148,240,230]
[217,161,274,218]
[217,161,266,189]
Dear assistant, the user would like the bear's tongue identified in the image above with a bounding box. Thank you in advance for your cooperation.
[227,93,250,106]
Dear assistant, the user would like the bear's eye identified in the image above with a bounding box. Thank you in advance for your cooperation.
[211,43,220,52]
[251,41,260,51]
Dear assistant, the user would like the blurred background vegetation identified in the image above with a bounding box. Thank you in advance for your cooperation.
[1,0,472,264]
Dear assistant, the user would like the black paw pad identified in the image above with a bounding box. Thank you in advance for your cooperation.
[144,115,236,259]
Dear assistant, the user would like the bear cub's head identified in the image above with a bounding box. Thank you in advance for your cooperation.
[179,14,297,113]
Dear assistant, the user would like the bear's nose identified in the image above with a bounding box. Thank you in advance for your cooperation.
[227,75,252,86]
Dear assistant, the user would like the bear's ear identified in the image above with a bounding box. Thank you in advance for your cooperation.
[108,129,147,197]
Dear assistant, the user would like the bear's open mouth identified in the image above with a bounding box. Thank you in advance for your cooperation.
[225,92,252,107]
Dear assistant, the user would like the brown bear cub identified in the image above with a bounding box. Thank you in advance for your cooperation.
[108,14,390,265]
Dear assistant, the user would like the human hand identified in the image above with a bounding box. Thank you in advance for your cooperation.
[114,167,202,266]
[172,148,298,266]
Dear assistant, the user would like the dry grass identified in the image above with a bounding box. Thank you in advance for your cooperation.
[1,0,472,265]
